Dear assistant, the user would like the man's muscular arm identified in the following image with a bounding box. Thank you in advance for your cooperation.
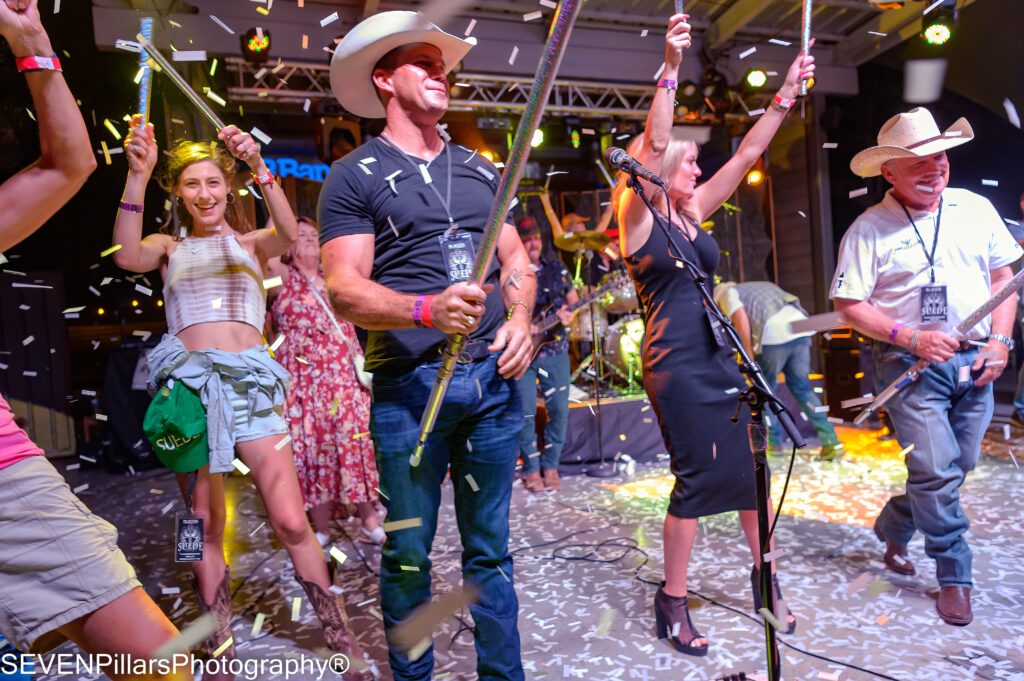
[489,224,537,378]
[322,234,488,336]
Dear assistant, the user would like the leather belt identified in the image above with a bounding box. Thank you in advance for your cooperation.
[957,338,987,352]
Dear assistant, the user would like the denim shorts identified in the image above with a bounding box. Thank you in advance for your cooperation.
[0,457,140,652]
[225,371,288,445]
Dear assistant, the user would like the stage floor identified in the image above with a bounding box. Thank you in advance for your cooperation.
[37,425,1024,681]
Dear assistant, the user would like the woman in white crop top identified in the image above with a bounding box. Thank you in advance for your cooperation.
[113,116,374,680]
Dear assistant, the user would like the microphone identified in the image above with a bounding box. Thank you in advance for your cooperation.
[605,146,667,187]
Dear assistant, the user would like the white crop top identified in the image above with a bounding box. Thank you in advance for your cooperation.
[163,234,266,335]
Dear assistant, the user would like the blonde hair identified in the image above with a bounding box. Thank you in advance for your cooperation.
[159,140,253,237]
[611,130,699,217]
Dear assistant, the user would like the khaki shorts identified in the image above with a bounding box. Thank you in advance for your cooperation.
[0,456,140,652]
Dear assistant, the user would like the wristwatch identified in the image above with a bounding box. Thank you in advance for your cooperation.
[990,333,1015,350]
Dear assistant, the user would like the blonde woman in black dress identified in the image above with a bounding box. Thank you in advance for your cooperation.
[615,13,814,656]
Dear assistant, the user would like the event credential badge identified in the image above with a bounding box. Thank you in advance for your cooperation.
[921,284,948,323]
[175,514,204,562]
[439,232,474,284]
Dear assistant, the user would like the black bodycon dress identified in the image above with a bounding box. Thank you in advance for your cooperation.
[624,217,759,518]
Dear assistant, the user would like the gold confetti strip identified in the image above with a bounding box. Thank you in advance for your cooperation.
[329,395,340,416]
[352,431,370,439]
[757,607,785,631]
[329,546,347,565]
[407,637,431,663]
[100,141,112,165]
[251,613,266,636]
[400,565,420,572]
[154,613,217,658]
[390,586,477,653]
[897,443,915,458]
[100,243,123,258]
[383,517,423,533]
[103,118,121,140]
[290,597,302,621]
[263,275,283,289]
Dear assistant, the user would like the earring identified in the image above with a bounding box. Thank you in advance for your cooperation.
[226,192,235,205]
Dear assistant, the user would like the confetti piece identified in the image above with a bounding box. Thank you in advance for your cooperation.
[465,19,477,36]
[206,89,226,107]
[868,30,887,36]
[154,613,218,658]
[763,548,786,562]
[320,11,339,27]
[1003,98,1021,129]
[303,98,311,112]
[845,571,873,596]
[849,187,868,199]
[73,483,89,494]
[171,50,206,62]
[400,565,420,572]
[263,276,283,290]
[251,613,266,636]
[274,435,291,451]
[958,365,971,383]
[981,179,999,187]
[539,0,557,7]
[135,284,152,296]
[814,405,830,413]
[758,607,785,630]
[100,141,112,165]
[387,216,399,237]
[161,501,175,514]
[653,62,666,81]
[790,311,844,333]
[419,163,433,184]
[329,546,347,565]
[922,0,944,14]
[748,108,766,117]
[497,565,510,581]
[383,517,424,533]
[640,29,649,37]
[210,15,235,34]
[465,474,480,492]
[103,119,121,140]
[290,598,302,621]
[508,46,519,65]
[797,210,807,218]
[523,10,542,21]
[904,59,947,104]
[840,395,874,409]
[22,335,34,346]
[739,46,757,59]
[250,127,271,145]
[161,586,181,595]
[823,142,838,149]
[898,443,915,457]
[231,458,251,475]
[768,38,791,46]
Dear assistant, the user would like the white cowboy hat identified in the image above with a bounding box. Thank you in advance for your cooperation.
[329,11,476,119]
[850,107,973,178]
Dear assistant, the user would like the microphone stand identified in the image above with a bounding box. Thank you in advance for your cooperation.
[584,248,615,478]
[626,176,806,681]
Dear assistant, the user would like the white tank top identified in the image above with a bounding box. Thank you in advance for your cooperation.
[163,234,266,335]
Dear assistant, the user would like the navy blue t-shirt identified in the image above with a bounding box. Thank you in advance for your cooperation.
[533,257,573,358]
[318,137,504,373]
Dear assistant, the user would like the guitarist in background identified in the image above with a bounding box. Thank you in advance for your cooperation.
[516,217,579,492]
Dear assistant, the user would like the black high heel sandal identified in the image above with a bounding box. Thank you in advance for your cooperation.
[654,584,709,657]
[750,565,797,635]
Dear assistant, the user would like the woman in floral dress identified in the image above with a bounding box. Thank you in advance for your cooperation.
[269,217,384,546]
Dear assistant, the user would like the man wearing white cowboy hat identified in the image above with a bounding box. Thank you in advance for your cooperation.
[831,107,1022,626]
[317,10,535,681]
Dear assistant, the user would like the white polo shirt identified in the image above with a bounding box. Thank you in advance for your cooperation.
[830,187,1022,339]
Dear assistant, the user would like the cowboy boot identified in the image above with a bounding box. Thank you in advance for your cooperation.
[192,567,236,681]
[297,577,376,680]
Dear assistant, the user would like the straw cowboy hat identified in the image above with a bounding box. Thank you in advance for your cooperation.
[850,107,973,178]
[329,11,476,119]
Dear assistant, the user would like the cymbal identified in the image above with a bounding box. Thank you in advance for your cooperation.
[554,230,611,252]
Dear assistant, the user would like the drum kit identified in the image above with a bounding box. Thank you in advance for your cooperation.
[552,229,645,395]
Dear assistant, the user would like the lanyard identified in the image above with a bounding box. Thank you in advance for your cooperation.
[898,196,943,284]
[379,134,456,234]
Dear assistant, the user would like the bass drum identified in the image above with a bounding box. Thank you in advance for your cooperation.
[569,305,609,342]
[603,315,645,387]
[600,272,638,313]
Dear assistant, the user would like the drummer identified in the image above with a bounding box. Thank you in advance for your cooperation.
[539,190,620,290]
[516,217,579,493]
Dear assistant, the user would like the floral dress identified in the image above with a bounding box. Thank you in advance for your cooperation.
[270,265,378,513]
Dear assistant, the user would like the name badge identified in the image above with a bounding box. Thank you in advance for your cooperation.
[921,284,948,323]
[439,232,475,285]
[175,514,204,562]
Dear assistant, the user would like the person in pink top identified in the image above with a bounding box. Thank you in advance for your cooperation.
[0,1,189,678]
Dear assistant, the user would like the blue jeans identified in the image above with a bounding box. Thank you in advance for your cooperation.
[872,344,992,588]
[757,337,838,447]
[516,351,570,474]
[370,355,524,681]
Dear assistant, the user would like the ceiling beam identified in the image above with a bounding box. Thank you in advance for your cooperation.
[833,0,979,67]
[704,0,770,50]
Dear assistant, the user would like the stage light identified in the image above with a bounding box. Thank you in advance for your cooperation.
[531,128,544,148]
[922,3,956,46]
[131,299,139,307]
[241,27,271,64]
[157,299,164,307]
[679,80,698,98]
[745,68,768,89]
[97,307,105,316]
[746,168,765,186]
[570,129,581,149]
[479,149,497,162]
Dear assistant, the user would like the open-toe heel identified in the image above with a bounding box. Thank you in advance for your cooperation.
[751,565,797,635]
[654,584,709,657]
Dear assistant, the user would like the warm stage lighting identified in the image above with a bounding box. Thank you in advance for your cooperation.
[923,21,951,45]
[746,168,765,186]
[479,149,497,162]
[531,128,544,148]
[745,68,768,89]
[157,299,164,307]
[922,4,956,46]
[97,307,105,315]
[242,27,271,64]
[131,299,139,307]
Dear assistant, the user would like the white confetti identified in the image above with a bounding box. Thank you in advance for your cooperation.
[329,546,347,565]
[22,335,34,346]
[1004,98,1021,129]
[958,364,971,383]
[823,142,838,149]
[465,19,477,36]
[210,15,235,34]
[250,127,271,145]
[320,11,339,27]
[135,284,152,296]
[419,164,433,184]
[523,10,543,22]
[274,435,292,451]
[849,187,869,199]
[739,46,757,59]
[981,179,999,187]
[291,597,302,621]
[640,29,649,37]
[748,108,766,117]
[868,30,887,36]
[231,458,251,475]
[73,483,89,494]
[171,51,207,62]
[922,0,944,14]
[465,474,480,492]
[508,46,519,66]
[768,38,791,46]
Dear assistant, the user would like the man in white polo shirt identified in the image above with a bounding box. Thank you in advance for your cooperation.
[831,108,1022,626]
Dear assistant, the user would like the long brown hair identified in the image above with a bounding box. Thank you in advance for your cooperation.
[158,140,253,237]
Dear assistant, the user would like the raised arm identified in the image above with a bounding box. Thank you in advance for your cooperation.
[217,125,297,261]
[537,190,565,240]
[617,13,691,252]
[0,0,97,251]
[691,45,815,222]
[112,115,170,273]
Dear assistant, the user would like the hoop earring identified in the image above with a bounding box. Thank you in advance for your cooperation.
[226,192,235,205]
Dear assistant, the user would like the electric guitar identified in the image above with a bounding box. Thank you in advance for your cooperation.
[530,272,632,359]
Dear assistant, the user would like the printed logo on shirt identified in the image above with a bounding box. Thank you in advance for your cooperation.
[892,237,918,253]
